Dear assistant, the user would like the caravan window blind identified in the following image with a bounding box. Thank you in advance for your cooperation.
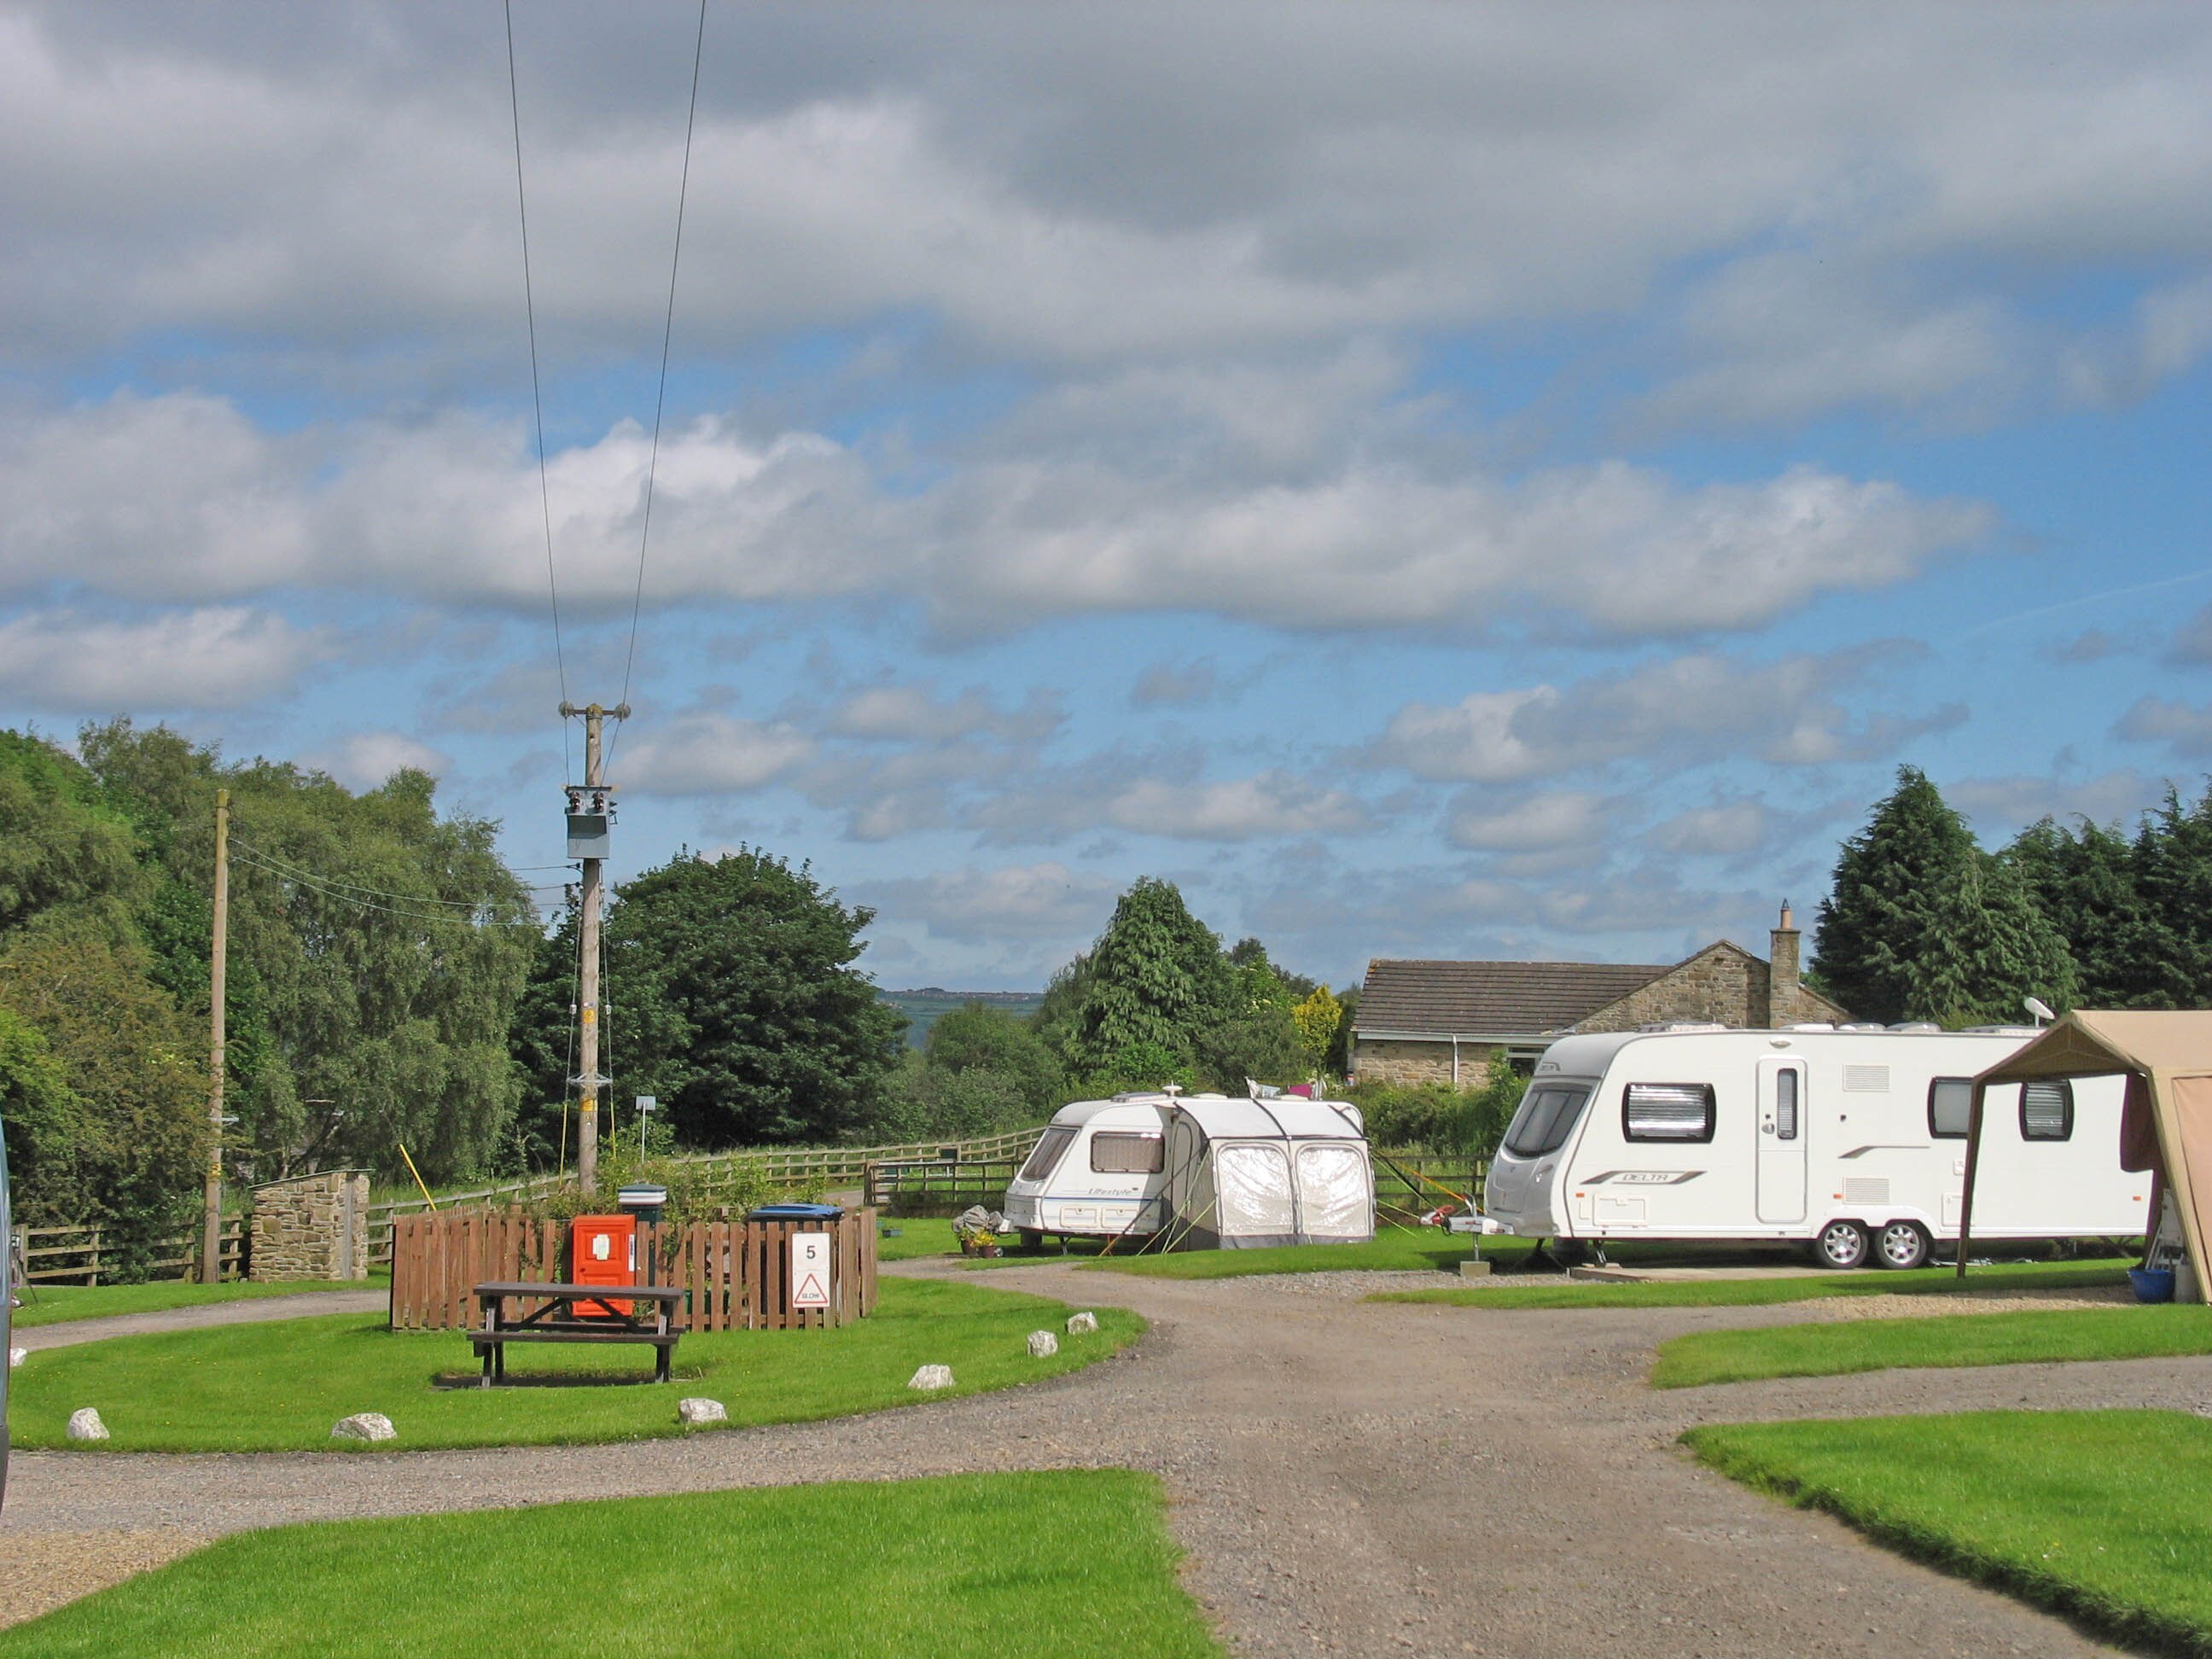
[1928,1078,1972,1139]
[1623,1082,1714,1143]
[2020,1080,2074,1142]
[1091,1132,1165,1174]
[1774,1069,1801,1141]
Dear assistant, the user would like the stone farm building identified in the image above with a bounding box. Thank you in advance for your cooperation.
[1353,905,1849,1088]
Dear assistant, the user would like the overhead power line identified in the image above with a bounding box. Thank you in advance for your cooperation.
[504,0,572,779]
[611,0,709,768]
[229,846,555,929]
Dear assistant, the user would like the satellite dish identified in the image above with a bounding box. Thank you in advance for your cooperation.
[2023,996,2056,1027]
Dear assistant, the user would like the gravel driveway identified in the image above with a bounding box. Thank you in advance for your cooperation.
[7,1260,2201,1656]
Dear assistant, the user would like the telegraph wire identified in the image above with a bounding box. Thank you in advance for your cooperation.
[504,0,572,780]
[231,840,563,911]
[229,847,558,929]
[609,0,709,771]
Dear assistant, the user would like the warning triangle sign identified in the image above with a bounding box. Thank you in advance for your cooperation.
[795,1272,827,1304]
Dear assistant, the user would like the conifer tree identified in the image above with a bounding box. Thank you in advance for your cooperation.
[1068,876,1237,1076]
[1813,766,2075,1024]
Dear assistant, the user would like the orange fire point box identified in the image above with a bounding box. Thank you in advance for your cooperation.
[570,1214,635,1317]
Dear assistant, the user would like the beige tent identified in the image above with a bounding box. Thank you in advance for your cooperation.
[1959,1010,2212,1302]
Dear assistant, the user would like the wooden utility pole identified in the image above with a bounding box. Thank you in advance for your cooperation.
[561,701,626,1200]
[201,789,230,1284]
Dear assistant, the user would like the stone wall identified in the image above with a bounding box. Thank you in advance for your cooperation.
[1350,1036,1501,1089]
[250,1169,370,1281]
[1577,942,1765,1032]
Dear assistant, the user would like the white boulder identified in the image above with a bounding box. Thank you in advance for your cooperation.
[9,1346,26,1369]
[1064,1311,1099,1336]
[1027,1330,1059,1359]
[677,1397,728,1427]
[908,1364,955,1391]
[66,1407,108,1442]
[329,1412,396,1442]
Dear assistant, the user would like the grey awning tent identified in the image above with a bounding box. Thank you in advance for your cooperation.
[1959,1009,2212,1302]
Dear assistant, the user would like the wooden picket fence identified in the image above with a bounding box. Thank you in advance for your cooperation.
[387,1207,879,1333]
[9,1219,247,1286]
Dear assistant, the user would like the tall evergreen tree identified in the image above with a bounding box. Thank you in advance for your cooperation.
[1813,766,2075,1025]
[1068,876,1237,1076]
[2006,815,2164,1006]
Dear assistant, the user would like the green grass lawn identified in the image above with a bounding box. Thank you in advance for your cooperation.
[1652,1304,2212,1388]
[1685,1411,2212,1656]
[9,1274,388,1330]
[1371,1258,2129,1312]
[0,1470,1218,1659]
[6,1277,1139,1452]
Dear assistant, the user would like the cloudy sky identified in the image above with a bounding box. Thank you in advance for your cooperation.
[5,3,2209,989]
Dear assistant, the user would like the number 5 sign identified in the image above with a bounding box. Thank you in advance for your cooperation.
[790,1231,832,1309]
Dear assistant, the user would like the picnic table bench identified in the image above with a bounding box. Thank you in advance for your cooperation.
[469,1280,684,1388]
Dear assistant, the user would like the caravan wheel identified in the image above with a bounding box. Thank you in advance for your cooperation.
[1875,1220,1931,1270]
[1814,1219,1869,1270]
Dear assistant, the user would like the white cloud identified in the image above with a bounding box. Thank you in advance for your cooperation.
[1447,790,1611,853]
[623,711,816,795]
[828,683,1061,745]
[1950,768,2163,834]
[302,730,449,790]
[965,760,1366,844]
[1131,661,1220,708]
[853,861,1121,942]
[1648,799,1778,859]
[1369,649,1963,783]
[0,605,324,710]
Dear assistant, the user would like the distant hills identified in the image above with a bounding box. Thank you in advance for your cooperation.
[881,987,1045,1048]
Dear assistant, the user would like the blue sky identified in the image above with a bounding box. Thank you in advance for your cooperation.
[3,3,2209,989]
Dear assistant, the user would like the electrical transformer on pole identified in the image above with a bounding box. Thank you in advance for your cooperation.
[562,701,626,1199]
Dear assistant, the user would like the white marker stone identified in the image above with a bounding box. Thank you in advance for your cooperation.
[677,1397,728,1426]
[1027,1330,1060,1358]
[329,1412,396,1442]
[8,1346,26,1369]
[1064,1312,1099,1336]
[66,1407,108,1441]
[908,1364,955,1391]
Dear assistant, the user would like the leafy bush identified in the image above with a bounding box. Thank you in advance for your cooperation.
[1349,1051,1527,1160]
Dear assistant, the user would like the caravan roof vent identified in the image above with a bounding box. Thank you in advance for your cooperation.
[1960,1025,2039,1036]
[1639,1022,1728,1033]
[1839,1022,1889,1033]
[1784,1022,1836,1033]
[1889,1022,1942,1033]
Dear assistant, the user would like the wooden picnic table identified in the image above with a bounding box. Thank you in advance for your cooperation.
[469,1280,684,1388]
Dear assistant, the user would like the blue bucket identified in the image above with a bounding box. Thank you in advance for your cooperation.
[2127,1266,2175,1303]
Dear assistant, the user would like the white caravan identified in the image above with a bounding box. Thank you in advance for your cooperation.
[1004,1092,1377,1249]
[1478,1025,2150,1269]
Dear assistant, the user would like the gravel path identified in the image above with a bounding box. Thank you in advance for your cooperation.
[6,1260,2199,1656]
[12,1289,387,1353]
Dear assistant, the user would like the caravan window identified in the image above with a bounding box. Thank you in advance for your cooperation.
[1091,1132,1165,1174]
[2020,1080,2074,1141]
[1018,1126,1077,1182]
[1502,1085,1592,1157]
[1622,1082,1715,1143]
[1928,1078,1973,1138]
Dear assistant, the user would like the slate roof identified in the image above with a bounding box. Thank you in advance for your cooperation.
[1356,958,1675,1038]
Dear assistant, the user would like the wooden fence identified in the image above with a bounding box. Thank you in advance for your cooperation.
[387,1208,879,1333]
[10,1219,247,1286]
[366,1126,1045,1266]
[865,1150,1488,1221]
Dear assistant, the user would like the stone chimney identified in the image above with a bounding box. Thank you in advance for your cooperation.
[1767,899,1801,1027]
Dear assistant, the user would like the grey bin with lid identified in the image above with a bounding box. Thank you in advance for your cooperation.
[617,1185,669,1225]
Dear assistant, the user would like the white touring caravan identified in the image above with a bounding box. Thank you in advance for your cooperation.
[1004,1092,1377,1250]
[1478,1025,2150,1268]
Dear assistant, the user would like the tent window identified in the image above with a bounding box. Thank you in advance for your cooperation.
[1018,1126,1077,1182]
[1623,1083,1715,1143]
[1091,1132,1165,1174]
[2020,1080,2074,1142]
[1928,1078,1973,1139]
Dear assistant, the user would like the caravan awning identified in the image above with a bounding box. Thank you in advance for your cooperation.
[1959,1010,2212,1303]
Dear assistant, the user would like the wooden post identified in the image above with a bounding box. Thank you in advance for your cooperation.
[201,788,230,1284]
[560,701,626,1200]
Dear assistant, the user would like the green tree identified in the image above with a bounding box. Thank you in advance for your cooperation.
[0,1004,86,1224]
[1813,766,2076,1025]
[2007,815,2165,1006]
[1290,985,1342,1068]
[0,731,147,934]
[923,1001,1063,1118]
[1067,877,1236,1074]
[509,899,582,1171]
[604,847,905,1146]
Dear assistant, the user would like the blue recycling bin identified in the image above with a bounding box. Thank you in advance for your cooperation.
[747,1202,845,1222]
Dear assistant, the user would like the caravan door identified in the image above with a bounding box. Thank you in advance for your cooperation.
[1755,1057,1807,1225]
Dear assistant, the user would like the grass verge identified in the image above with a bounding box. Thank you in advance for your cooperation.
[1685,1411,2212,1656]
[1652,1304,2212,1388]
[1371,1259,2129,1312]
[6,1277,1138,1452]
[0,1470,1219,1659]
[9,1275,387,1330]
